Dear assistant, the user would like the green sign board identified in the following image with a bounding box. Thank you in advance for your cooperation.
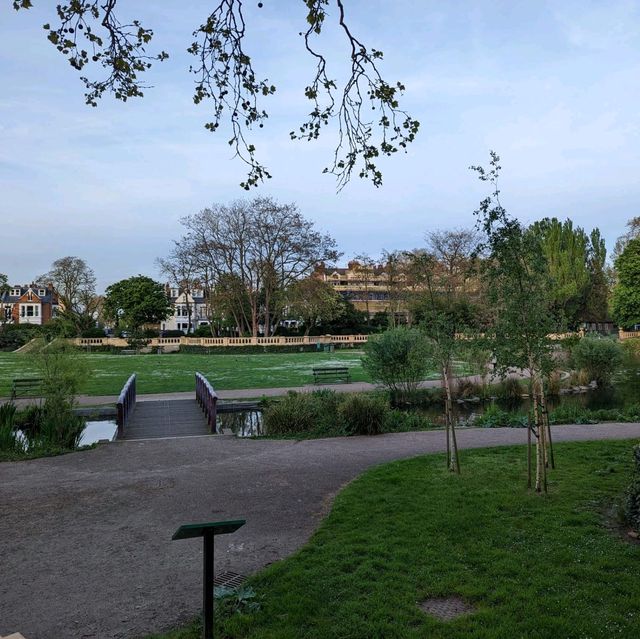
[172,519,246,540]
[172,519,246,639]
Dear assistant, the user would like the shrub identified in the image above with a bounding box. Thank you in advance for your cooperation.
[549,404,595,425]
[81,327,107,338]
[545,370,563,396]
[495,377,523,401]
[572,337,623,386]
[0,403,25,454]
[475,404,511,428]
[161,329,186,338]
[383,410,436,433]
[624,444,640,533]
[338,394,389,436]
[455,378,482,399]
[362,327,432,397]
[263,392,318,435]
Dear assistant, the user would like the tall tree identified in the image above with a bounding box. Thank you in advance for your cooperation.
[382,250,408,328]
[612,216,640,263]
[409,229,480,474]
[286,278,344,336]
[471,152,557,493]
[583,228,609,322]
[529,218,609,327]
[0,273,10,326]
[611,237,640,329]
[14,1,419,190]
[156,243,202,334]
[103,275,172,332]
[40,256,99,334]
[352,254,376,325]
[181,197,339,337]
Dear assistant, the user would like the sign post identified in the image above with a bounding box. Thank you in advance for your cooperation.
[172,519,246,639]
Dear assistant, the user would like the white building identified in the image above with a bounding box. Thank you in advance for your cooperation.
[162,286,210,334]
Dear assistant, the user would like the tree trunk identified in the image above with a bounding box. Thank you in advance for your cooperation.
[540,384,555,469]
[443,364,460,474]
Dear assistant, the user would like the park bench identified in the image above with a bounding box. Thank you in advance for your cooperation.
[312,367,351,384]
[10,378,43,401]
[121,349,137,355]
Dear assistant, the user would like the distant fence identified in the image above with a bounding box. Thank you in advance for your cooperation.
[72,332,591,349]
[73,334,370,348]
[619,330,640,340]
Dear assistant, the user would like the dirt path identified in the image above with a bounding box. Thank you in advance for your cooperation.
[1,422,639,639]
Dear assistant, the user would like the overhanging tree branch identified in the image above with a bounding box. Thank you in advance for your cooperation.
[14,0,419,190]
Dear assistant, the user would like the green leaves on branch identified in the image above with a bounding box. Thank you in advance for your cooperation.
[611,238,640,329]
[17,1,418,190]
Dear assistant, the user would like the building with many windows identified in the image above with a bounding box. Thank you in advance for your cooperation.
[314,260,408,318]
[1,284,61,326]
[162,285,210,334]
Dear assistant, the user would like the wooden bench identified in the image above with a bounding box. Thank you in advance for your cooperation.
[10,378,43,401]
[312,367,351,384]
[121,349,137,355]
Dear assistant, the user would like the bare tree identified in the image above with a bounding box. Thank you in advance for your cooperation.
[156,243,201,333]
[181,197,340,337]
[352,254,376,324]
[14,1,419,190]
[40,256,98,333]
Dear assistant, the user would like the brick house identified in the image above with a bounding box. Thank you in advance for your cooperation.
[1,284,61,326]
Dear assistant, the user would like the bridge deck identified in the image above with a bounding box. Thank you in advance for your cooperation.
[121,399,210,440]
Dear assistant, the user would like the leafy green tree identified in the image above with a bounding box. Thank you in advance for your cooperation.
[571,337,623,386]
[13,1,419,190]
[528,218,607,327]
[321,299,369,335]
[583,228,609,322]
[0,274,9,326]
[611,237,640,329]
[39,256,99,335]
[286,278,344,336]
[103,275,172,333]
[471,151,558,493]
[362,327,432,397]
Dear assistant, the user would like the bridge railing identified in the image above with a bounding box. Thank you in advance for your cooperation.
[116,373,137,439]
[195,372,218,434]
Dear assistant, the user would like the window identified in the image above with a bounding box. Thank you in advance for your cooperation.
[26,306,34,316]
[11,288,21,296]
[38,289,46,296]
[34,306,39,317]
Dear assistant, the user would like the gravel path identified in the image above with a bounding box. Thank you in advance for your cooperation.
[1,423,639,639]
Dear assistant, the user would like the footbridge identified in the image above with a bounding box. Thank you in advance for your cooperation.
[116,372,218,440]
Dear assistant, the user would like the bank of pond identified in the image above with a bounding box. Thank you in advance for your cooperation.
[222,364,640,438]
[2,363,639,459]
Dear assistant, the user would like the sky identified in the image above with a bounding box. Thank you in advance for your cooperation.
[1,0,640,291]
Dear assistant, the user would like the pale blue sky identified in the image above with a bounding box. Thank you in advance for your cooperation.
[2,1,639,290]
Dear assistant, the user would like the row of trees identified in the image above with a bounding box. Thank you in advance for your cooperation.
[3,203,636,342]
[156,196,342,337]
[363,152,638,492]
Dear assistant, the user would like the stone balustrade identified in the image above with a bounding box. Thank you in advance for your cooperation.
[73,334,370,348]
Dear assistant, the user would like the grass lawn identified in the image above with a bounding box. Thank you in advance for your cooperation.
[0,351,470,397]
[147,440,640,639]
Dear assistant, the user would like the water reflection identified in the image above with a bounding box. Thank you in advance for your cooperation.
[218,410,264,437]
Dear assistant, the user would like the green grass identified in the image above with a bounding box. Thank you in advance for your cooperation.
[146,440,640,639]
[0,351,468,397]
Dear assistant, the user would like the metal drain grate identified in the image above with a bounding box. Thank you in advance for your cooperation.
[214,571,246,589]
[418,596,475,621]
